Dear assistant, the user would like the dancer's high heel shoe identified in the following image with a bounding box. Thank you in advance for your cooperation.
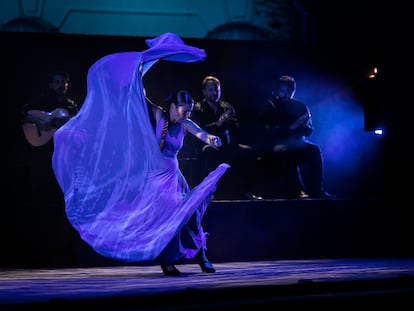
[197,248,216,273]
[199,259,216,273]
[161,264,181,276]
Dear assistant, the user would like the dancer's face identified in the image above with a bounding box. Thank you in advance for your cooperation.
[170,101,193,123]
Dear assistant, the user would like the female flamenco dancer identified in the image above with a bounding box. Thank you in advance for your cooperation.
[51,32,229,276]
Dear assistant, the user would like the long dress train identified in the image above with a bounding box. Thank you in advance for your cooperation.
[52,32,229,263]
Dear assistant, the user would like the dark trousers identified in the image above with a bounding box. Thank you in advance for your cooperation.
[258,139,324,196]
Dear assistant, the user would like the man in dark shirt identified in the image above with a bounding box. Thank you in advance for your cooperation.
[190,75,261,200]
[258,75,334,199]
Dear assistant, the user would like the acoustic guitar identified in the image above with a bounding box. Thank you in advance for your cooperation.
[22,108,70,147]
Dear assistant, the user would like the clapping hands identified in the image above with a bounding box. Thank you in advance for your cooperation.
[289,113,310,130]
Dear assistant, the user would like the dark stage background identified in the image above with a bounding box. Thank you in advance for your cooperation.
[3,31,407,268]
[4,31,393,198]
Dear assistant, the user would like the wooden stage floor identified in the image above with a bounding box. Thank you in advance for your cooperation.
[1,258,414,310]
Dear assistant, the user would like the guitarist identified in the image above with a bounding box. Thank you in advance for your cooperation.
[19,70,80,267]
[21,70,79,147]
